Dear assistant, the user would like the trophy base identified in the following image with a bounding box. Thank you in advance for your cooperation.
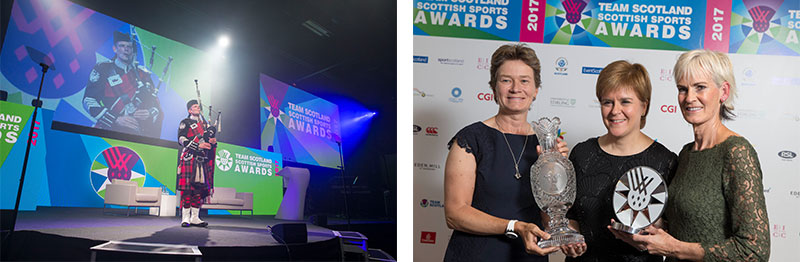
[536,231,584,248]
[611,221,642,234]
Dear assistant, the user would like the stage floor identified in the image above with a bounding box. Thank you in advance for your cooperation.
[12,207,335,247]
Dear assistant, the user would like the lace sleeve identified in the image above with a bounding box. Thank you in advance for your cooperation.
[447,126,477,155]
[447,137,473,154]
[702,141,770,262]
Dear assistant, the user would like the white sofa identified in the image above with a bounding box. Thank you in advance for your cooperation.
[103,179,162,216]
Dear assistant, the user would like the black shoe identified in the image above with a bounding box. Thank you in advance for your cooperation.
[181,222,191,227]
[191,221,208,227]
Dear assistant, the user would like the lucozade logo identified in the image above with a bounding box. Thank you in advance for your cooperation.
[90,146,146,199]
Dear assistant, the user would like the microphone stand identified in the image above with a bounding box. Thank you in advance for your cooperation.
[6,62,49,244]
[336,141,351,230]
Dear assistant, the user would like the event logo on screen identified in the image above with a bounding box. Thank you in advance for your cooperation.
[89,146,146,199]
[216,149,233,171]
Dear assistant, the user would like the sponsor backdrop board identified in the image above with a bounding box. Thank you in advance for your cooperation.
[260,73,341,169]
[413,1,800,260]
[1,0,220,142]
[414,0,800,55]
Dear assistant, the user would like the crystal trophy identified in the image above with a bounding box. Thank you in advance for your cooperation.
[611,166,667,234]
[530,117,584,248]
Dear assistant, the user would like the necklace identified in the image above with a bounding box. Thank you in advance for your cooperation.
[495,118,528,180]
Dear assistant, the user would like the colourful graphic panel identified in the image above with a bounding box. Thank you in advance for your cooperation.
[213,142,283,215]
[542,0,708,50]
[0,101,46,211]
[0,0,214,142]
[413,0,523,41]
[731,0,800,55]
[260,74,341,169]
[89,146,147,199]
[413,0,798,56]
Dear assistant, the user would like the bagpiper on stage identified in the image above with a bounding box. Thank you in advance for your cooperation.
[176,99,216,227]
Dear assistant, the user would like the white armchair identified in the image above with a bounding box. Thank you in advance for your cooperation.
[103,179,162,216]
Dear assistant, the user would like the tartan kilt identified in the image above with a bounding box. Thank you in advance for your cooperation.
[176,149,215,198]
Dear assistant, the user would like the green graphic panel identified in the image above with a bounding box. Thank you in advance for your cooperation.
[214,142,283,215]
[0,101,34,165]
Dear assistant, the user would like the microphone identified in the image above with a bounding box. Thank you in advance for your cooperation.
[194,79,198,84]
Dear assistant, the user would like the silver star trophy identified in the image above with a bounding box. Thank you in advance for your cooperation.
[611,166,668,234]
[530,117,584,248]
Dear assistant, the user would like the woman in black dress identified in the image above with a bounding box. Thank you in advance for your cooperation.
[565,60,677,261]
[443,44,585,261]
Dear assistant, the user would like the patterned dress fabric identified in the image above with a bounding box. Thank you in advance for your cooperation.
[443,122,547,262]
[666,136,770,262]
[566,137,677,262]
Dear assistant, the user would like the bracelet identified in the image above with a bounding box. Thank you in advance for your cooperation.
[505,220,518,239]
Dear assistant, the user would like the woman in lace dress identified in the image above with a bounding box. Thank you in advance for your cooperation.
[565,60,677,262]
[610,50,770,261]
[443,44,585,261]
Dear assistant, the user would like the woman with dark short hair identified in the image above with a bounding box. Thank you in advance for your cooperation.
[443,44,584,261]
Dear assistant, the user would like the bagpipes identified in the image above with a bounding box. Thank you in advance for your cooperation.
[106,25,174,125]
[194,79,222,144]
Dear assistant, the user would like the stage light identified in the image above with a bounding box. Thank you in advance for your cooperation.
[218,35,230,48]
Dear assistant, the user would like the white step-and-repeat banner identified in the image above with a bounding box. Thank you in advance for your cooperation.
[413,0,800,261]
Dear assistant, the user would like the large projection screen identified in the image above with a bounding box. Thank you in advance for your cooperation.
[1,0,217,143]
[260,74,341,169]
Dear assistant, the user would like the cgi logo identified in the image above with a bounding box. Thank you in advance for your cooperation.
[772,224,787,239]
[477,57,490,70]
[413,55,429,63]
[659,68,673,82]
[554,57,568,76]
[420,199,444,208]
[449,87,464,103]
[477,92,494,102]
[413,125,422,134]
[420,231,437,244]
[778,150,796,160]
[90,146,146,199]
[660,105,678,113]
[425,126,439,136]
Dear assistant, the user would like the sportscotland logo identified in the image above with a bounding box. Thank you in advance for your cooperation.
[89,146,146,199]
[216,149,234,171]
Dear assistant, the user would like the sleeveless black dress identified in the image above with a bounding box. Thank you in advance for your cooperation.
[444,122,547,262]
[565,137,677,262]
